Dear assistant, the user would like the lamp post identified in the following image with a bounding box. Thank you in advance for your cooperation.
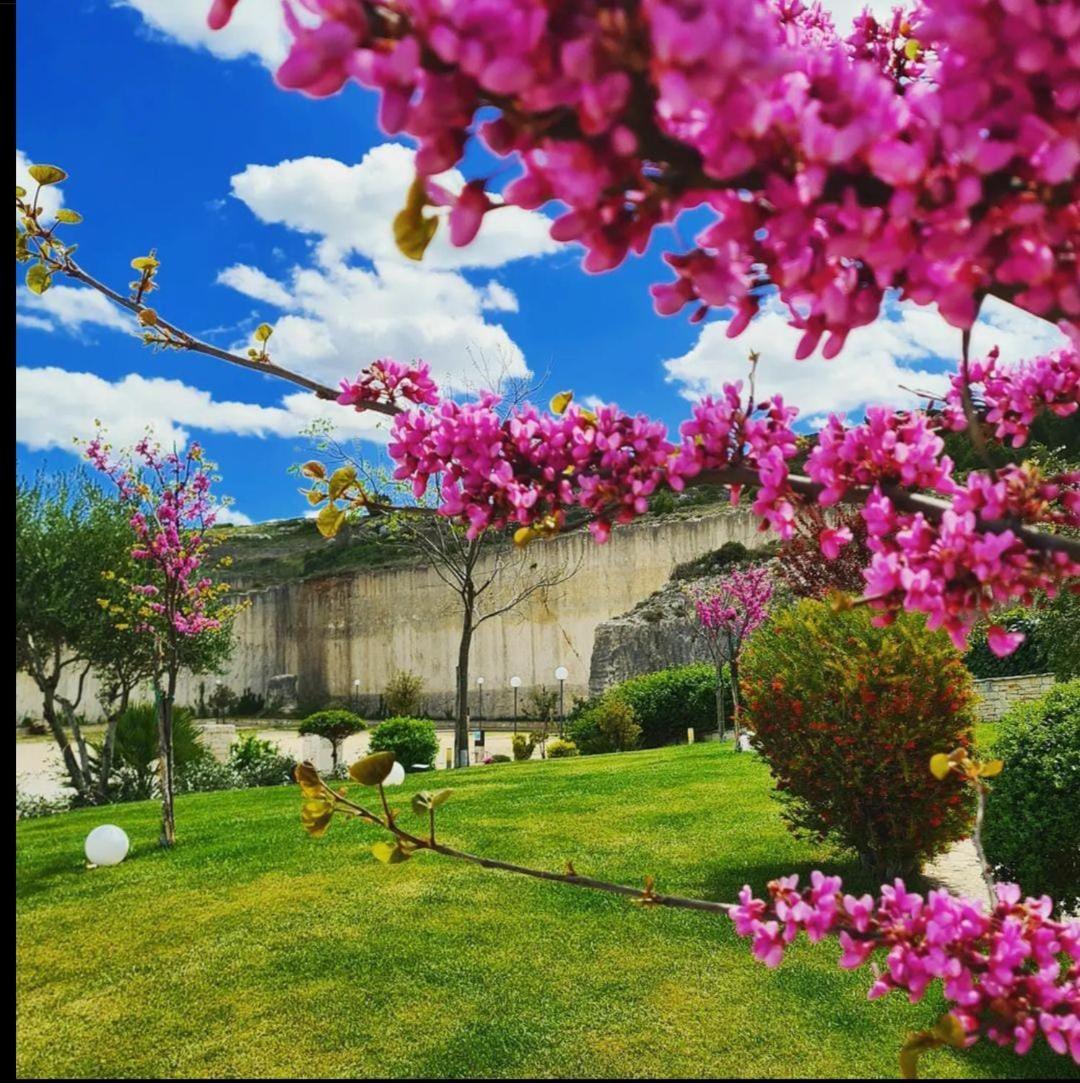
[214,680,223,723]
[510,676,521,733]
[554,666,568,735]
[352,678,360,713]
[476,676,484,721]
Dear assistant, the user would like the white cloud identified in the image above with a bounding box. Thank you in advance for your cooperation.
[663,296,1069,424]
[16,284,133,336]
[215,264,292,307]
[15,366,392,455]
[214,505,254,526]
[229,144,558,270]
[17,150,64,222]
[118,0,288,68]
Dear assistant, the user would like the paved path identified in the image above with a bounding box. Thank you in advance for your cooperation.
[922,838,994,904]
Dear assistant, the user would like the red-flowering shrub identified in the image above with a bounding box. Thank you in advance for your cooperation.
[741,600,975,879]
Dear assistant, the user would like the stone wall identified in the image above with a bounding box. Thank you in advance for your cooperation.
[971,673,1057,722]
[16,507,763,722]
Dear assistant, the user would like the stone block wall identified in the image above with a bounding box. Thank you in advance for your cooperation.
[971,673,1057,722]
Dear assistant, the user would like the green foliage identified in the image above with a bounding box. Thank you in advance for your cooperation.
[741,600,976,879]
[584,664,718,749]
[671,540,776,582]
[524,687,559,723]
[227,734,297,788]
[383,671,425,718]
[511,733,537,761]
[546,738,579,758]
[1036,590,1080,681]
[233,688,265,717]
[175,758,243,795]
[983,680,1080,914]
[964,609,1050,678]
[17,744,1058,1080]
[368,717,439,772]
[568,697,642,754]
[107,703,208,801]
[16,789,73,820]
[298,709,365,770]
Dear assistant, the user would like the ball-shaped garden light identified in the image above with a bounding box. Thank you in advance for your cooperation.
[85,824,130,867]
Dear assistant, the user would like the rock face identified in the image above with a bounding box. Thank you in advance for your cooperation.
[589,579,710,694]
[266,674,299,715]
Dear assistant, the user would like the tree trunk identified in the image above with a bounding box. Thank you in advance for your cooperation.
[714,661,726,741]
[156,672,178,848]
[730,657,742,749]
[40,685,91,801]
[455,602,474,769]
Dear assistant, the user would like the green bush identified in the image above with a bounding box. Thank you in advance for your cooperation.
[524,687,558,723]
[546,738,579,758]
[741,601,976,879]
[175,758,243,794]
[568,698,641,754]
[511,733,537,761]
[383,671,425,718]
[368,717,438,772]
[298,709,365,771]
[964,609,1049,678]
[107,703,209,801]
[983,679,1080,914]
[228,734,296,788]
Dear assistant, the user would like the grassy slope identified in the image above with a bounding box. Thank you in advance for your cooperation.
[16,741,1063,1080]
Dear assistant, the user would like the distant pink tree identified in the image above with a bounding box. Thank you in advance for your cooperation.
[688,566,774,744]
[88,435,237,846]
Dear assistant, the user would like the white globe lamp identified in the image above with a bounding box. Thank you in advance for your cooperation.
[85,824,130,867]
[384,761,407,787]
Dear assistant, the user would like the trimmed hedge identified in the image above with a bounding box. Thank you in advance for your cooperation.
[983,679,1080,914]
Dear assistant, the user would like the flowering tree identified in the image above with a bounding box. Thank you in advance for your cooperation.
[686,565,774,742]
[87,436,240,846]
[12,0,1080,1067]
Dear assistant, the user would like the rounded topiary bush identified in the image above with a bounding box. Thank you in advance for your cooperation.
[546,738,579,758]
[983,679,1080,914]
[593,664,717,747]
[567,697,641,754]
[741,600,975,879]
[368,717,439,772]
[298,709,365,772]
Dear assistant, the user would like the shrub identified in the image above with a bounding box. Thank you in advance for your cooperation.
[983,679,1080,914]
[546,738,579,758]
[964,608,1049,678]
[228,734,296,787]
[175,758,243,794]
[232,687,266,717]
[383,671,425,718]
[108,703,209,801]
[612,664,717,748]
[298,709,366,771]
[511,733,537,761]
[16,789,73,819]
[368,717,438,772]
[568,698,641,754]
[488,753,512,763]
[741,600,975,879]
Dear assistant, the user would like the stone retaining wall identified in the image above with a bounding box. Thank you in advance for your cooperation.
[971,673,1057,722]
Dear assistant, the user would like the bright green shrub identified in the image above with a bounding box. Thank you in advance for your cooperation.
[511,733,537,761]
[298,709,365,771]
[741,600,976,879]
[228,734,296,787]
[546,738,579,758]
[368,717,438,771]
[983,679,1080,914]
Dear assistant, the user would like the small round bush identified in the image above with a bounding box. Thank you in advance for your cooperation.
[742,600,975,879]
[228,734,297,787]
[368,717,439,772]
[298,709,365,771]
[511,733,537,761]
[546,738,579,758]
[983,679,1080,914]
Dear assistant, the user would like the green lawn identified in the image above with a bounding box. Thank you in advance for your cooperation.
[16,740,1062,1080]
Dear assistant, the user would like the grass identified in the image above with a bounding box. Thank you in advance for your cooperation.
[16,741,1063,1080]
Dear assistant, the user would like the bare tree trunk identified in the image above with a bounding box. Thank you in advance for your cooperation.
[730,656,743,748]
[714,661,726,741]
[156,672,177,848]
[455,610,473,768]
[39,683,91,801]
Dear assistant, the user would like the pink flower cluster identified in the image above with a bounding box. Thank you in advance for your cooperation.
[86,437,224,638]
[674,383,800,537]
[337,359,440,410]
[731,874,1080,1063]
[943,346,1080,448]
[388,394,677,542]
[807,408,956,505]
[212,0,1080,349]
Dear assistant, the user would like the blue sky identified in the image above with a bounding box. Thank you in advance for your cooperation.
[16,0,1068,524]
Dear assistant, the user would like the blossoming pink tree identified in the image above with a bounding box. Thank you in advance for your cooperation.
[87,436,238,846]
[12,0,1080,1067]
[687,565,774,743]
